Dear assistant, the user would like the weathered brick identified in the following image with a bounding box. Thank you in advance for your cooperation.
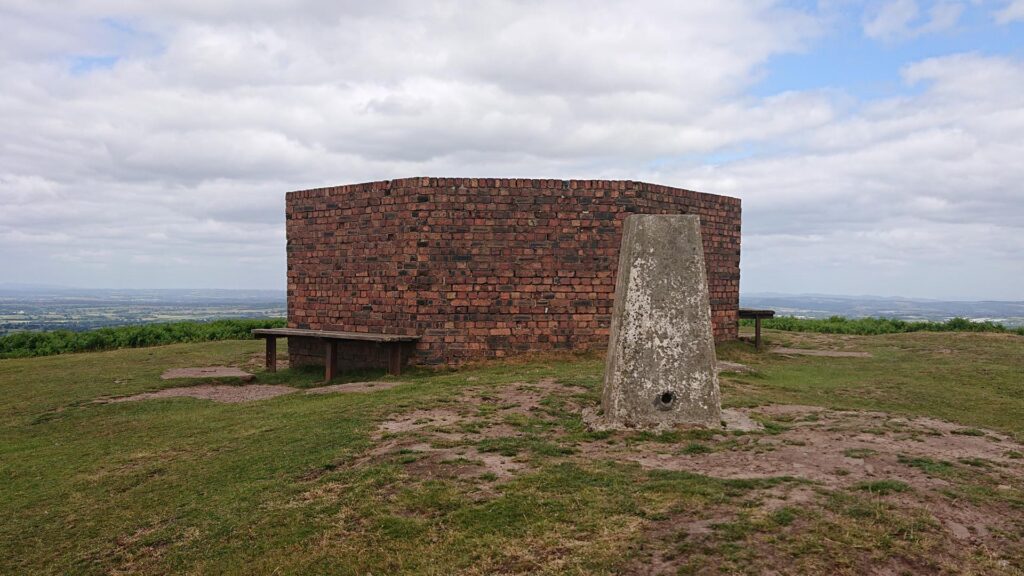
[285,178,741,366]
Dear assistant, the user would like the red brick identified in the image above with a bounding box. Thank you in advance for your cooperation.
[285,178,740,366]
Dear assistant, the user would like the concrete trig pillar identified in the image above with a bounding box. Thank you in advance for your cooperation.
[601,214,721,428]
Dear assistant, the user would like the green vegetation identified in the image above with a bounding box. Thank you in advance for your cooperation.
[843,448,878,459]
[0,318,285,359]
[0,328,1022,573]
[742,315,1024,336]
[854,479,911,495]
[722,328,1024,439]
[898,455,956,476]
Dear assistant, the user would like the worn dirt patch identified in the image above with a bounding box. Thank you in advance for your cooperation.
[580,403,1024,567]
[582,406,1022,488]
[306,381,401,395]
[375,377,585,439]
[106,384,296,404]
[716,360,753,373]
[770,347,872,358]
[719,408,762,431]
[378,408,466,435]
[321,374,1024,571]
[160,366,254,381]
[365,377,587,484]
[372,378,1024,498]
[400,442,526,480]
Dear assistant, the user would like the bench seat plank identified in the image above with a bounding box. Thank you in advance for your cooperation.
[252,328,420,380]
[737,309,775,319]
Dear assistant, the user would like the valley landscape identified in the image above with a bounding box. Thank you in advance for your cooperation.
[0,287,285,335]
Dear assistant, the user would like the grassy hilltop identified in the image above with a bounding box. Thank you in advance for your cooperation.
[0,328,1022,574]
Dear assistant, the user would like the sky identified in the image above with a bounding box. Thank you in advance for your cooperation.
[1,0,1022,300]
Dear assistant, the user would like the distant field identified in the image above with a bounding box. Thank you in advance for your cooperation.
[0,287,285,335]
[0,329,1021,574]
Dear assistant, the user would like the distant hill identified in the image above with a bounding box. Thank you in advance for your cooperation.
[741,293,1024,328]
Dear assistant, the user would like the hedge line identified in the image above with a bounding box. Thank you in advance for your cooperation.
[0,318,286,359]
[741,315,1024,336]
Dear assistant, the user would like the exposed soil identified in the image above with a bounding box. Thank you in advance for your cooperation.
[396,442,526,480]
[594,404,1023,573]
[105,384,296,404]
[105,379,406,405]
[159,366,254,380]
[581,405,1022,489]
[306,381,401,395]
[770,347,872,358]
[367,377,1024,571]
[368,378,586,483]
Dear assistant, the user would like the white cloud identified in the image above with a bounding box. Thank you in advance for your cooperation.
[0,1,1020,299]
[662,53,1024,299]
[863,0,964,40]
[865,0,922,39]
[0,0,825,289]
[995,0,1024,23]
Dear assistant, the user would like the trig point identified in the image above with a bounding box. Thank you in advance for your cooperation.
[601,214,722,428]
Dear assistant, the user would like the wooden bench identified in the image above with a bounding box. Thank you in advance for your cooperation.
[251,328,421,381]
[738,309,775,350]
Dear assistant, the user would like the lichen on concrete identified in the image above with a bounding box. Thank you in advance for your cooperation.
[600,214,721,429]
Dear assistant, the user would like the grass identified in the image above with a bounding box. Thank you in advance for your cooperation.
[741,315,1024,336]
[854,480,912,495]
[0,328,1021,573]
[719,327,1024,440]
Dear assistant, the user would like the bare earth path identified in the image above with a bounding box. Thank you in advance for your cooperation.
[362,376,1024,573]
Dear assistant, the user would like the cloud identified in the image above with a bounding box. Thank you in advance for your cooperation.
[661,53,1024,298]
[995,0,1024,23]
[0,0,826,289]
[863,0,964,40]
[0,1,1021,299]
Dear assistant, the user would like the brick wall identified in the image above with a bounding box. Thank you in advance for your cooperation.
[286,177,741,366]
[289,336,417,371]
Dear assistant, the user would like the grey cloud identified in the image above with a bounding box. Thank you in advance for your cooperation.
[0,1,1020,299]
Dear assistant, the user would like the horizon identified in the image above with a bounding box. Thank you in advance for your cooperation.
[2,2,1023,300]
[2,283,1022,304]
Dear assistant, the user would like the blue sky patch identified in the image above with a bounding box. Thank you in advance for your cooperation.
[69,55,119,75]
[756,1,1024,100]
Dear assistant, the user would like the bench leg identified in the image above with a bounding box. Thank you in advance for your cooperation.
[265,337,277,373]
[387,344,403,376]
[755,318,763,350]
[324,340,337,382]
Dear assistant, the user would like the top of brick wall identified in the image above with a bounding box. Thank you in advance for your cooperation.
[286,177,740,207]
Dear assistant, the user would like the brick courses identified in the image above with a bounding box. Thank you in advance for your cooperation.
[286,177,741,367]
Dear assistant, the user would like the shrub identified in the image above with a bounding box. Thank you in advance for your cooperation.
[0,318,286,359]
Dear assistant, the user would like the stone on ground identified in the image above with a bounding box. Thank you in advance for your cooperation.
[601,214,721,429]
